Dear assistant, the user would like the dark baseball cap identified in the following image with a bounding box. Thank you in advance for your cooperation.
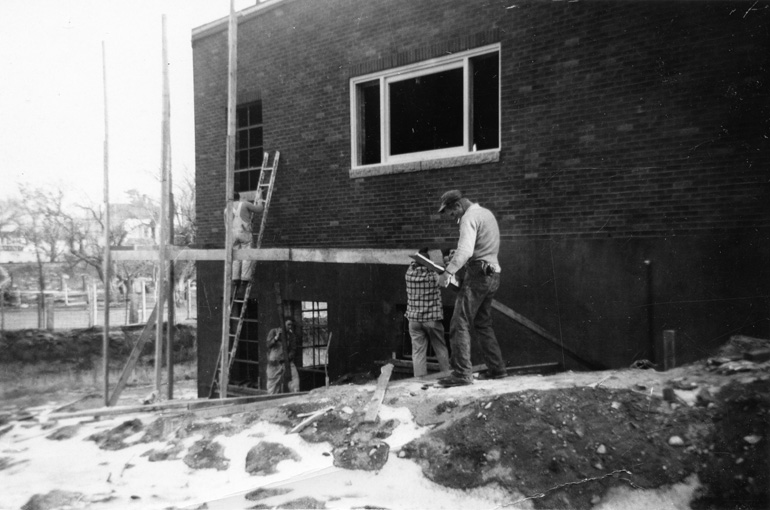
[438,190,463,213]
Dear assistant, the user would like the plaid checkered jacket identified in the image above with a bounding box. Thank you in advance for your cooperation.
[405,262,443,322]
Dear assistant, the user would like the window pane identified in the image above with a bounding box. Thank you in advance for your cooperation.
[358,81,380,165]
[249,149,261,169]
[472,52,500,150]
[235,149,247,170]
[248,103,262,125]
[237,107,248,128]
[234,170,249,192]
[390,68,463,155]
[237,130,249,151]
[249,127,263,148]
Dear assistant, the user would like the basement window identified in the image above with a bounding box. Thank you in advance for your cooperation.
[350,44,500,171]
[301,301,329,368]
[234,101,263,193]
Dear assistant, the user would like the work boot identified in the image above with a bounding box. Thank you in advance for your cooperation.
[476,370,508,380]
[437,374,472,387]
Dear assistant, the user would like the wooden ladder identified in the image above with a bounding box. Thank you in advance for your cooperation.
[210,151,280,397]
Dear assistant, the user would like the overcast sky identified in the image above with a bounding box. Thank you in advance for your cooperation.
[0,0,254,205]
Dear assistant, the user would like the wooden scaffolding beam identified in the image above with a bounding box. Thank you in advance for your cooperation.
[219,0,239,399]
[101,40,111,407]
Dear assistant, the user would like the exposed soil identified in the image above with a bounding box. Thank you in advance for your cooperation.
[399,380,768,509]
[249,351,769,509]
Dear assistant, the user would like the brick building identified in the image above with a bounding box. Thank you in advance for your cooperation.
[192,0,769,395]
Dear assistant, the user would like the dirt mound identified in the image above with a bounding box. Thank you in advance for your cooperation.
[399,379,769,509]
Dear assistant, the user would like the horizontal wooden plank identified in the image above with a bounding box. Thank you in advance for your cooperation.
[110,247,415,265]
[49,394,271,420]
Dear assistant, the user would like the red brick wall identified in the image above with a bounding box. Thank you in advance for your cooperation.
[194,0,768,249]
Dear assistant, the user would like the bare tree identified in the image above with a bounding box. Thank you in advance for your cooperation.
[125,176,196,305]
[171,174,196,304]
[17,187,68,264]
[173,173,196,247]
[16,187,70,325]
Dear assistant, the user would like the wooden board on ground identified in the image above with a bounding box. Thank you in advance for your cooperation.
[289,406,334,434]
[187,393,306,419]
[362,363,393,422]
[49,393,307,420]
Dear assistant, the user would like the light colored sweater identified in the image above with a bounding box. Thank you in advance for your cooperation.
[445,203,500,275]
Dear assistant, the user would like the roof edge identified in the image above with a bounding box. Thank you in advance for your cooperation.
[191,0,294,42]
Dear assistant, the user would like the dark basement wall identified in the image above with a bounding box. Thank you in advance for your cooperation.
[196,231,769,395]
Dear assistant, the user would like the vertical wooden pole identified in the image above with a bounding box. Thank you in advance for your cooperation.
[167,188,175,399]
[186,279,192,319]
[46,297,54,331]
[155,15,169,399]
[219,0,238,399]
[101,41,111,406]
[161,14,175,401]
[37,292,44,329]
[645,259,655,363]
[87,282,93,327]
[663,330,676,371]
[141,280,147,322]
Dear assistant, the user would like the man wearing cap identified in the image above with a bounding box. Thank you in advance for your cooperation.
[436,190,506,386]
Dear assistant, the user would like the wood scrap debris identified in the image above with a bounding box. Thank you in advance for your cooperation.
[362,363,393,423]
[590,375,613,389]
[289,406,334,434]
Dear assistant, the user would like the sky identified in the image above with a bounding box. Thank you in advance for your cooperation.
[0,0,255,206]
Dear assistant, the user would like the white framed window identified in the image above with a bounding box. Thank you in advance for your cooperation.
[350,44,500,170]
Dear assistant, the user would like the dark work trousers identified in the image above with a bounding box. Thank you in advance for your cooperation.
[449,263,505,381]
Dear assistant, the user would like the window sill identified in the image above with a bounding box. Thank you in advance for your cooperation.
[349,150,500,179]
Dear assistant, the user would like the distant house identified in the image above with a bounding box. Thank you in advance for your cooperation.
[110,203,157,247]
[0,223,36,263]
[192,0,769,396]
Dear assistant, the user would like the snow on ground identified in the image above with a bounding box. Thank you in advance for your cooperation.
[1,363,761,509]
[1,393,510,510]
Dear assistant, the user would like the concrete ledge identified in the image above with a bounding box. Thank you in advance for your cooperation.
[349,150,500,179]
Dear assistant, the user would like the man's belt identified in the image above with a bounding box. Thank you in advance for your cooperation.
[467,259,501,275]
